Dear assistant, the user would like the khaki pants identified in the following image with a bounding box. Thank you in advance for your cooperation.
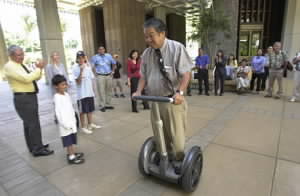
[150,101,187,160]
[96,75,113,107]
[267,71,283,96]
[292,71,300,98]
[113,78,124,94]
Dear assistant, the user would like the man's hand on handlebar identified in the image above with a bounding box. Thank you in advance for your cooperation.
[173,93,184,105]
[132,91,141,98]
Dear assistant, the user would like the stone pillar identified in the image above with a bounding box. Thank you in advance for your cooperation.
[0,22,8,81]
[167,14,186,45]
[282,0,300,59]
[212,0,239,57]
[103,0,146,71]
[34,0,67,79]
[80,6,98,59]
[154,6,167,24]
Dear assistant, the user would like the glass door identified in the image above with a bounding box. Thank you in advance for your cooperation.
[239,32,250,57]
[239,31,262,59]
[250,32,261,56]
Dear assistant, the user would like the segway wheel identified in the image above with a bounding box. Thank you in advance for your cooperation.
[138,136,156,176]
[180,146,203,192]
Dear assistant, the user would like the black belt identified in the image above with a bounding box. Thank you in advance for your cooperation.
[14,92,36,95]
[97,73,111,76]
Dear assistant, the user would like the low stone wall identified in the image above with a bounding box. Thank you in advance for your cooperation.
[190,70,237,92]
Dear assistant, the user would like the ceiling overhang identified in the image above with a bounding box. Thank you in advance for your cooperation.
[10,0,207,20]
[69,0,203,20]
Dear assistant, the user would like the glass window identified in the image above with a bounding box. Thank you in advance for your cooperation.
[251,32,261,56]
[239,32,250,56]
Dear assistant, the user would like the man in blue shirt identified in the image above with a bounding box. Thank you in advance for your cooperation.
[195,48,210,95]
[90,46,116,112]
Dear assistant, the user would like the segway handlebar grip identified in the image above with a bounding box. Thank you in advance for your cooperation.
[133,96,174,103]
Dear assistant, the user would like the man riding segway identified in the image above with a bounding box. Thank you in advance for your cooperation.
[133,18,202,192]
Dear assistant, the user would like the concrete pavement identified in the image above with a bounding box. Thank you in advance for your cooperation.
[0,77,300,196]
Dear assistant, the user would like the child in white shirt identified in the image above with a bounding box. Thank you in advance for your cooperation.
[52,74,84,164]
[72,51,102,134]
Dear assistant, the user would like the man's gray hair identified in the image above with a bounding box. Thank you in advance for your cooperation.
[144,17,167,33]
[7,45,23,56]
[273,41,282,46]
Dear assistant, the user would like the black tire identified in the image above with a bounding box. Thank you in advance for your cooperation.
[180,146,203,192]
[138,136,155,176]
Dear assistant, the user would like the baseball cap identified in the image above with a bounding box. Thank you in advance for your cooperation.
[76,51,86,57]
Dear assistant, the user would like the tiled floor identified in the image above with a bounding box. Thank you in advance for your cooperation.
[0,77,300,196]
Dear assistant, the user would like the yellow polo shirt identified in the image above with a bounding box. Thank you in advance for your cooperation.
[4,60,42,93]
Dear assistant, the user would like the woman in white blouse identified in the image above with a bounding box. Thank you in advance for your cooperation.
[236,59,251,94]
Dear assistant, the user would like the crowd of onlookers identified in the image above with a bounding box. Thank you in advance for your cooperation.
[3,16,300,182]
[192,41,300,101]
[4,20,300,167]
[2,43,154,164]
[4,41,300,165]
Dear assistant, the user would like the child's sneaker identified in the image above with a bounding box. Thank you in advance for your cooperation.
[75,152,84,159]
[67,152,84,159]
[114,94,119,98]
[120,94,125,98]
[88,123,102,130]
[68,156,85,164]
[81,127,93,134]
[289,96,296,102]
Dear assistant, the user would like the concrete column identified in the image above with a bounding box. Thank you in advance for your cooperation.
[0,22,8,81]
[79,6,97,59]
[211,0,239,57]
[282,0,300,59]
[154,6,167,24]
[103,0,146,70]
[34,0,67,77]
[167,14,186,45]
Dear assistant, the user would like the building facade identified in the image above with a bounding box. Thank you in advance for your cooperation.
[0,0,299,80]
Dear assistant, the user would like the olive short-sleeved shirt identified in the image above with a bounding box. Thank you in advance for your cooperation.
[268,51,288,71]
[141,39,193,96]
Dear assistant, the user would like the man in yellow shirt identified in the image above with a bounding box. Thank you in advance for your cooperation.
[4,45,54,157]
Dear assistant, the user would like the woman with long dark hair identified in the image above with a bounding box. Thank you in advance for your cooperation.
[214,50,226,96]
[127,50,149,112]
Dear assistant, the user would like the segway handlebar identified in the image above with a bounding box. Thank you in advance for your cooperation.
[133,95,174,103]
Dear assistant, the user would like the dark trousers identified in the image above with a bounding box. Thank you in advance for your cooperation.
[186,72,192,95]
[13,94,43,153]
[187,83,191,95]
[261,67,269,91]
[130,77,149,112]
[214,69,225,95]
[198,69,209,94]
[250,72,264,91]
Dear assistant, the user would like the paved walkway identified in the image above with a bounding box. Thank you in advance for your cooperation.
[0,77,300,196]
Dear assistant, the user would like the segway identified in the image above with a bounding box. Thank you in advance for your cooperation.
[133,95,203,192]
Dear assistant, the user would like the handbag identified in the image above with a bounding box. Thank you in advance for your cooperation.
[194,72,199,79]
[286,61,293,71]
[283,61,293,78]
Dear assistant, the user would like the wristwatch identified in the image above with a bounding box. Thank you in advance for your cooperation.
[176,90,184,95]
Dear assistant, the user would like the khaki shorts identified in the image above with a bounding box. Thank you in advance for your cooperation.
[113,78,123,88]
